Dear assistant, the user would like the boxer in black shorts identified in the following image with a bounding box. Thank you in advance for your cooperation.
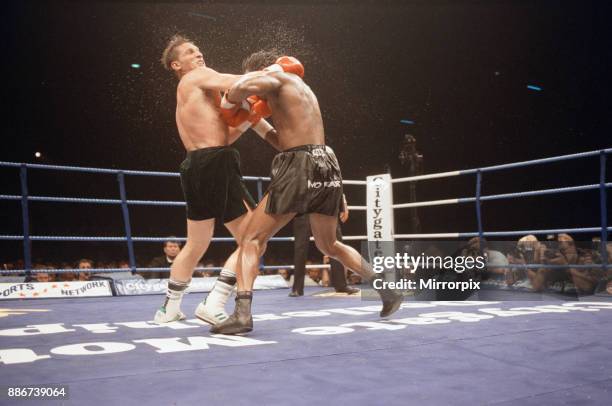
[210,50,403,335]
[154,36,279,325]
[266,145,342,216]
[180,147,256,222]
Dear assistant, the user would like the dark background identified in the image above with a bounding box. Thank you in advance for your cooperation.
[2,0,611,266]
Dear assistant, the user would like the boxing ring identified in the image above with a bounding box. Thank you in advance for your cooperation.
[1,148,611,405]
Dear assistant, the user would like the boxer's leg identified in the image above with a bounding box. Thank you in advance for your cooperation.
[154,218,214,323]
[210,194,295,334]
[195,207,251,324]
[309,213,402,317]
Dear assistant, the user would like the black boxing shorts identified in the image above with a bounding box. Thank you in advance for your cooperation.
[179,146,256,222]
[265,144,343,217]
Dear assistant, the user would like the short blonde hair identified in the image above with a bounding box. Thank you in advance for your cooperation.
[161,34,192,71]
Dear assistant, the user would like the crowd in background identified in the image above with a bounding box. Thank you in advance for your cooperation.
[452,234,612,295]
[2,234,611,295]
[1,238,357,287]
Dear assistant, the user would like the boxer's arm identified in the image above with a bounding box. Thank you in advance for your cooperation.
[252,120,281,151]
[227,74,282,102]
[226,119,281,151]
[261,128,281,151]
[182,67,242,92]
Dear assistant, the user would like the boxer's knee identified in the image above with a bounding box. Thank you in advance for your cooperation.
[181,240,208,260]
[243,234,268,258]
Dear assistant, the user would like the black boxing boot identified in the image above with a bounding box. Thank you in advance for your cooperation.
[370,273,403,318]
[209,291,253,335]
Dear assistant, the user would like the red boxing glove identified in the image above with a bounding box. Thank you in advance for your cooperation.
[275,56,304,78]
[247,95,272,119]
[246,100,262,125]
[221,92,266,131]
[264,56,305,78]
[220,92,250,128]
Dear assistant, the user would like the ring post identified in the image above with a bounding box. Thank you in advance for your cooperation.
[117,172,137,272]
[599,151,608,271]
[475,170,484,243]
[19,164,32,276]
[366,174,395,280]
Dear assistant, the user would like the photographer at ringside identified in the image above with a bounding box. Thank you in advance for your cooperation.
[507,235,547,289]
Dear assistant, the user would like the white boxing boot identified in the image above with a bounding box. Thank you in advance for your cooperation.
[153,278,189,324]
[195,268,236,325]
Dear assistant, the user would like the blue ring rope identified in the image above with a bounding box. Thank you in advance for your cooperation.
[0,235,296,242]
[5,183,610,207]
[1,149,609,273]
[2,263,609,276]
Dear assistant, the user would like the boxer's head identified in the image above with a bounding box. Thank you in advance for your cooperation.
[242,49,280,73]
[162,35,205,78]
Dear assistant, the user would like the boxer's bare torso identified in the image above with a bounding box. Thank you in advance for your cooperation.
[170,40,246,151]
[176,71,232,151]
[228,72,325,151]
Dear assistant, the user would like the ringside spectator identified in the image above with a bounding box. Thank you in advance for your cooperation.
[144,237,182,279]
